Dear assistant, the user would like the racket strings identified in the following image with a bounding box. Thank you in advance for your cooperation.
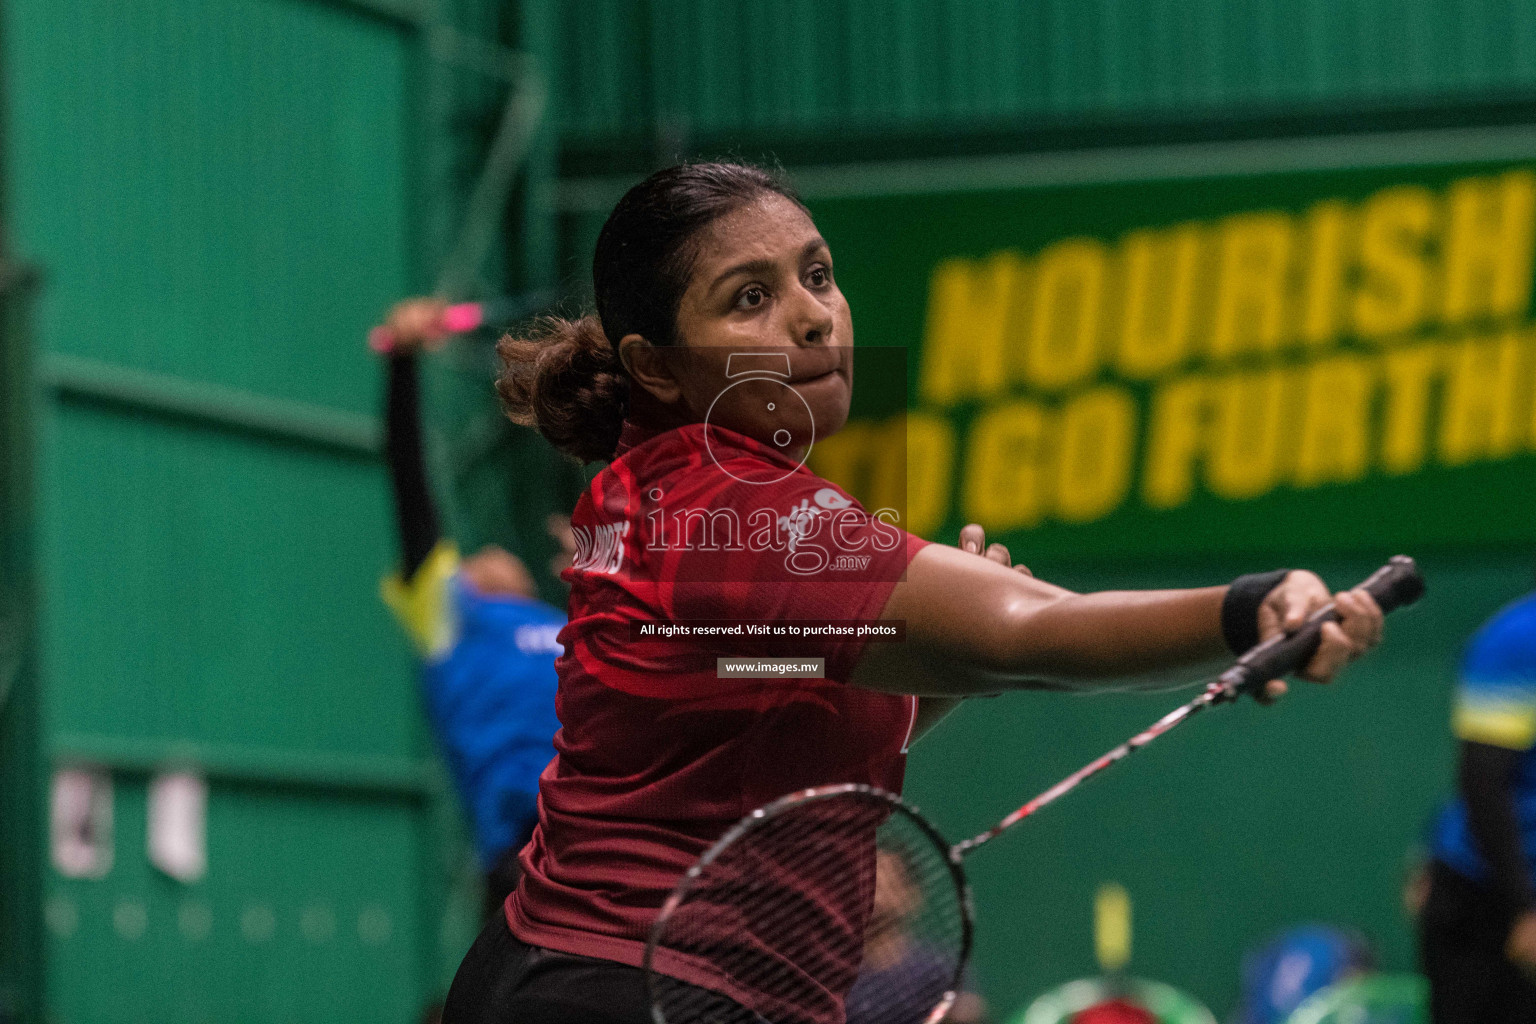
[649,791,966,1024]
[846,814,966,1024]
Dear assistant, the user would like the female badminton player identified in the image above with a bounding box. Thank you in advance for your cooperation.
[439,162,1384,1024]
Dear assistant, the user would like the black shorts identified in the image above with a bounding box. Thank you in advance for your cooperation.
[1419,860,1536,1024]
[442,912,764,1024]
[482,846,524,921]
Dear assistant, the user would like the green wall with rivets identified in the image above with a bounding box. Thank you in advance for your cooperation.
[0,0,524,1019]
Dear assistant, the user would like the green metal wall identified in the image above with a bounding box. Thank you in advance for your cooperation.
[559,0,1536,148]
[0,0,540,1020]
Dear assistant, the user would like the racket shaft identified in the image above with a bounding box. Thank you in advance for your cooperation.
[955,556,1424,858]
[952,689,1214,856]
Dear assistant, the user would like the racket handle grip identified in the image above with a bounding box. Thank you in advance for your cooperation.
[1218,555,1425,698]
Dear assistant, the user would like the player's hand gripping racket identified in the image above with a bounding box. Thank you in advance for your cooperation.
[644,557,1424,1024]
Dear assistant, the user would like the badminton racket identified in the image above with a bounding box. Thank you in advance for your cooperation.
[643,556,1425,1024]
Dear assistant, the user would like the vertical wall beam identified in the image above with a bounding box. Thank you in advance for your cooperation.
[414,1,456,290]
[0,0,42,1012]
[0,263,42,1024]
[519,0,558,292]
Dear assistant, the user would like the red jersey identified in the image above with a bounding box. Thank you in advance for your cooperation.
[506,419,927,1023]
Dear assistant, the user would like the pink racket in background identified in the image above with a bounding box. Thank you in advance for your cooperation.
[368,295,543,353]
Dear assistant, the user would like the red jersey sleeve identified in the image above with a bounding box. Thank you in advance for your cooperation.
[660,471,928,683]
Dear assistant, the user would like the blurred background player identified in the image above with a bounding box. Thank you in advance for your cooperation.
[1421,589,1536,1022]
[1229,925,1374,1024]
[845,846,989,1024]
[375,297,568,915]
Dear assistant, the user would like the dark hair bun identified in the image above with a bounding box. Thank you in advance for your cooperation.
[496,314,629,464]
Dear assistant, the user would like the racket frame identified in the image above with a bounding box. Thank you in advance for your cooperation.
[643,782,974,1024]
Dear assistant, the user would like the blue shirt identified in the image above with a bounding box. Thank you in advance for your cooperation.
[844,944,966,1024]
[1233,924,1372,1024]
[383,541,564,866]
[1430,591,1536,882]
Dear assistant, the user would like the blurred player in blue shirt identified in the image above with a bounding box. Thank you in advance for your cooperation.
[374,298,567,912]
[1230,924,1373,1024]
[844,847,988,1024]
[1423,592,1536,1023]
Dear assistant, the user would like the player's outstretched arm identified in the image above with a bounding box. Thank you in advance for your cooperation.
[853,538,1382,698]
[376,298,450,578]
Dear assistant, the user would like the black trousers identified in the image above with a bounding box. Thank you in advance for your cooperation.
[442,912,765,1024]
[1419,860,1536,1024]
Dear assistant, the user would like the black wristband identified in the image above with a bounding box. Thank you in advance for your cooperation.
[1221,569,1291,656]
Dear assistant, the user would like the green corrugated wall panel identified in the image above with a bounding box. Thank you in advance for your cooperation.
[560,0,1536,143]
[44,782,422,1024]
[563,0,644,133]
[3,0,522,1017]
[41,404,410,756]
[9,0,410,414]
[8,0,421,757]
